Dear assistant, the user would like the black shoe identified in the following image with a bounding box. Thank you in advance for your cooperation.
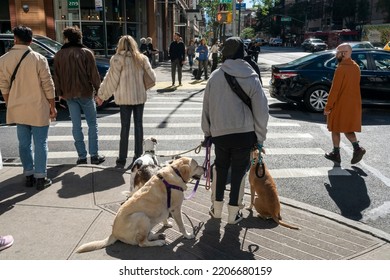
[351,147,366,164]
[76,158,87,165]
[91,155,105,165]
[115,158,126,167]
[25,175,36,188]
[324,151,341,164]
[36,178,52,191]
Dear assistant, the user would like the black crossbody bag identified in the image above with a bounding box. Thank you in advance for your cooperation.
[224,72,252,111]
[9,49,31,90]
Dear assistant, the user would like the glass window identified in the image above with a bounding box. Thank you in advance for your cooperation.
[351,53,368,70]
[372,53,390,71]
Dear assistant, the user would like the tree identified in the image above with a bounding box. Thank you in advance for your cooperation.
[241,27,255,39]
[332,0,357,29]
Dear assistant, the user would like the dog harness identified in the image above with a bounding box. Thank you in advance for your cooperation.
[144,150,159,165]
[156,166,185,209]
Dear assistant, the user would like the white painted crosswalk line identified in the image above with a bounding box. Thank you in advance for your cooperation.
[48,132,311,140]
[270,167,351,178]
[53,122,302,128]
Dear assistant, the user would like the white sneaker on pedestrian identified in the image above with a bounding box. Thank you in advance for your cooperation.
[0,235,14,251]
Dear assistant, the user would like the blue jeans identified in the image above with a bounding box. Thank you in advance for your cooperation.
[188,54,194,68]
[118,104,144,161]
[66,97,99,159]
[17,124,49,178]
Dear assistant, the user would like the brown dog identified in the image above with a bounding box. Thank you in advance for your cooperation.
[248,149,299,230]
[76,157,205,253]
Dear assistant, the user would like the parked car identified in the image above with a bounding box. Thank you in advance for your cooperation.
[346,41,376,49]
[301,38,328,52]
[384,41,390,51]
[269,49,390,112]
[0,33,111,108]
[269,38,283,46]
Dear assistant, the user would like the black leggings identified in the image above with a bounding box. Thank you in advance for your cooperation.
[212,132,257,206]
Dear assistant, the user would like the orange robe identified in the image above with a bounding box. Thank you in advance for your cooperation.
[325,58,362,132]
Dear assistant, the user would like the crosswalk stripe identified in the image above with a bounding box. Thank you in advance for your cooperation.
[48,132,311,139]
[270,167,351,178]
[53,123,304,129]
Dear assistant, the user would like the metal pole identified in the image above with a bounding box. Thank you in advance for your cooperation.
[238,5,241,36]
[102,0,108,57]
[232,0,236,36]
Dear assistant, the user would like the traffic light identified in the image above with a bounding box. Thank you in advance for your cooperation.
[216,11,232,24]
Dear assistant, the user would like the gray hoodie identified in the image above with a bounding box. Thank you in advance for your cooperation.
[201,59,269,144]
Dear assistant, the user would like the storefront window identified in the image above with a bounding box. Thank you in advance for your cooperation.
[53,0,146,56]
[0,0,11,33]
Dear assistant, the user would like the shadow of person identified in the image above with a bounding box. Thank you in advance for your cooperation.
[57,167,127,199]
[0,165,74,215]
[325,167,370,220]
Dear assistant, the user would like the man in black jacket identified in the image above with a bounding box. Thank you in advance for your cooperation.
[169,32,185,86]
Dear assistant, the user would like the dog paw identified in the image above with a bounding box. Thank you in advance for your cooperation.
[158,233,166,240]
[183,232,195,239]
[246,204,254,210]
[163,220,173,228]
[156,239,166,246]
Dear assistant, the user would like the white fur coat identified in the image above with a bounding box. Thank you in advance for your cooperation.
[98,51,156,105]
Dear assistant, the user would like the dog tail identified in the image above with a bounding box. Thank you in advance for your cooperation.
[273,216,300,230]
[75,234,117,253]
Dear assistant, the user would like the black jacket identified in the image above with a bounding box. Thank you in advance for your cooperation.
[169,41,185,61]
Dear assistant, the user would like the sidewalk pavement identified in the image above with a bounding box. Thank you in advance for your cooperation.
[1,62,390,260]
[1,163,390,260]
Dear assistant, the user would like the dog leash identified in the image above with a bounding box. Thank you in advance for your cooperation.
[185,138,212,200]
[155,144,202,159]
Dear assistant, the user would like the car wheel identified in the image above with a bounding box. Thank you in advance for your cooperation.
[304,85,329,112]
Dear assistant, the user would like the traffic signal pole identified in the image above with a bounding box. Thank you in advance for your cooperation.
[232,0,236,36]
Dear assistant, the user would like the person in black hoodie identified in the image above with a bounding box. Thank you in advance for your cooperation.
[168,32,185,86]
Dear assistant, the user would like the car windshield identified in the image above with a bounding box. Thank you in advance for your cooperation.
[311,39,323,43]
[34,36,62,52]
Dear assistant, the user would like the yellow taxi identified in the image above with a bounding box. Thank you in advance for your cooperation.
[384,41,390,51]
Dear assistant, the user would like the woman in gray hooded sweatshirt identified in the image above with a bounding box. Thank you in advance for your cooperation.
[201,37,269,224]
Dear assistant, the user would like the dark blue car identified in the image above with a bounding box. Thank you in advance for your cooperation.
[270,49,390,112]
[0,33,111,109]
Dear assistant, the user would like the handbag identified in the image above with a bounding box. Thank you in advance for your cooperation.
[143,64,155,90]
[10,49,31,90]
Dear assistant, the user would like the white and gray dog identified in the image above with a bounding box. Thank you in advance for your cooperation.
[128,137,159,194]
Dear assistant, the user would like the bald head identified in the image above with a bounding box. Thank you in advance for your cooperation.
[336,43,352,59]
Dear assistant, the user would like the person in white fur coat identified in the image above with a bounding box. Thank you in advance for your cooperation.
[96,35,156,167]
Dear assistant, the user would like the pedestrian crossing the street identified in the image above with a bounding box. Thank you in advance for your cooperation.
[37,94,350,178]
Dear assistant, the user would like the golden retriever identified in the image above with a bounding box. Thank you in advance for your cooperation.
[76,157,205,253]
[248,149,299,230]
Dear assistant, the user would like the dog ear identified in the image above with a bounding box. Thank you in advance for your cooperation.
[151,137,157,144]
[178,165,190,182]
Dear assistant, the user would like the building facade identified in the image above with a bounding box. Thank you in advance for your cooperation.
[1,0,203,59]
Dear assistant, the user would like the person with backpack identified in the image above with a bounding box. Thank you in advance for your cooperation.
[201,37,269,224]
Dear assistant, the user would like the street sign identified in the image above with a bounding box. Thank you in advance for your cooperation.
[281,16,292,22]
[236,3,246,11]
[220,0,231,3]
[68,0,79,10]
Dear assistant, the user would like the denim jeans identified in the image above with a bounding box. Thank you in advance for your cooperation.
[196,60,208,79]
[66,97,99,159]
[212,132,257,206]
[188,54,194,68]
[118,104,144,161]
[17,124,49,178]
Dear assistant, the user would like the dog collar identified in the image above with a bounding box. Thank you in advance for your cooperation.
[156,173,184,209]
[171,166,186,183]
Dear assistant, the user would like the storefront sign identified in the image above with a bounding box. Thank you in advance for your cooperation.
[68,0,79,10]
[95,0,103,11]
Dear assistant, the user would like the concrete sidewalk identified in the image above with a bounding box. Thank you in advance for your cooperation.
[1,163,389,260]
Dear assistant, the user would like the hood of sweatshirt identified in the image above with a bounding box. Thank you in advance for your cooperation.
[220,59,258,79]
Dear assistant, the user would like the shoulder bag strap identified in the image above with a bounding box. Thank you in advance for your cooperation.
[10,49,31,90]
[224,71,252,111]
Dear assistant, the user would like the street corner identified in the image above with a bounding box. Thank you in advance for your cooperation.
[154,80,207,93]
